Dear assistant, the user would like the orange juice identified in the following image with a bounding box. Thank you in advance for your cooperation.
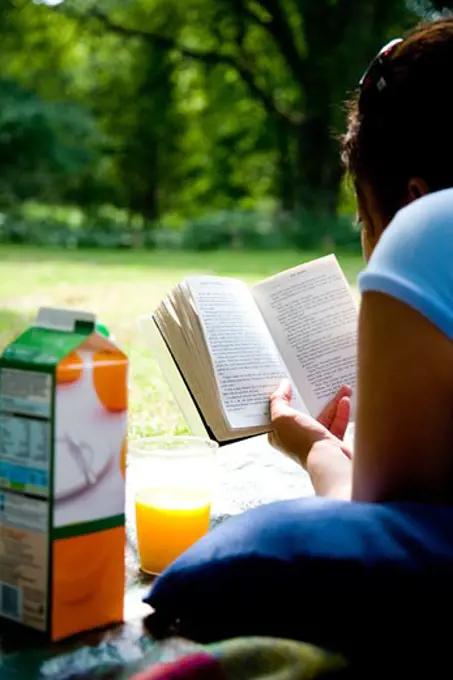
[135,489,211,574]
[0,308,127,641]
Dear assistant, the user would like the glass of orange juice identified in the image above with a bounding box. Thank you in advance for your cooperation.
[130,436,218,575]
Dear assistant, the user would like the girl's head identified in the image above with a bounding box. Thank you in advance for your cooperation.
[342,17,453,259]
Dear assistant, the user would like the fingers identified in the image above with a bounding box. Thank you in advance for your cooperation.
[270,379,293,421]
[329,396,351,440]
[273,378,293,401]
[318,384,353,429]
[341,385,353,397]
[271,381,351,447]
[268,431,277,449]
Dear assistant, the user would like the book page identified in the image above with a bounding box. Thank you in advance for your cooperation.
[187,277,307,430]
[139,315,210,440]
[252,256,357,417]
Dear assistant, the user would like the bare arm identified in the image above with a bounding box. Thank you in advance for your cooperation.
[353,292,453,503]
[306,440,352,499]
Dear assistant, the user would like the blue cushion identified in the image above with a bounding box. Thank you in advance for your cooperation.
[145,498,453,669]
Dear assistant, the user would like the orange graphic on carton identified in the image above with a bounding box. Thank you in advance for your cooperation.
[93,351,128,413]
[52,526,125,640]
[56,352,84,385]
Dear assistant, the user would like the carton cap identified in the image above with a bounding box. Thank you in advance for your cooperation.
[35,308,96,334]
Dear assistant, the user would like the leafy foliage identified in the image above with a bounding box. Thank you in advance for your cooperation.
[0,203,361,252]
[0,79,99,207]
[0,0,451,243]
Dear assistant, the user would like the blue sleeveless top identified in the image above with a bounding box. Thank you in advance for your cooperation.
[359,188,453,338]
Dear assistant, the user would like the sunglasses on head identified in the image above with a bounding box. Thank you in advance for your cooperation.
[359,38,403,112]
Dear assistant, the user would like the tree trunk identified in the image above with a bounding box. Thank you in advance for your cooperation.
[294,116,343,219]
[275,121,296,212]
[142,179,160,223]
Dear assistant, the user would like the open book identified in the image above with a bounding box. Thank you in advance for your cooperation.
[140,255,357,444]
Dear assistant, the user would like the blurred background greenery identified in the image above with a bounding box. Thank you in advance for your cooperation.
[0,0,450,433]
[0,0,448,252]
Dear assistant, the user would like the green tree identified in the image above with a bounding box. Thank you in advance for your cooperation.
[111,42,183,223]
[0,78,99,208]
[68,31,184,222]
[4,0,449,227]
[0,2,103,208]
[64,0,421,219]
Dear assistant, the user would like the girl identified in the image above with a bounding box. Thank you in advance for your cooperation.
[148,18,453,676]
[270,17,453,505]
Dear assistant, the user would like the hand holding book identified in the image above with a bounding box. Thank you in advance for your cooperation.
[142,255,358,444]
[269,379,353,499]
[269,379,353,465]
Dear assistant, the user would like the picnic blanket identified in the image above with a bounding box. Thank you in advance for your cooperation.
[131,637,347,680]
[0,632,347,680]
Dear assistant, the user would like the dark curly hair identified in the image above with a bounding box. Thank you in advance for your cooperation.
[342,17,453,222]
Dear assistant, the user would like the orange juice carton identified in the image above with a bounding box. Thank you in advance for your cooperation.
[0,308,128,640]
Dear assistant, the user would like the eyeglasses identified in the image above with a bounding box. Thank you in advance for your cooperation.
[359,38,403,112]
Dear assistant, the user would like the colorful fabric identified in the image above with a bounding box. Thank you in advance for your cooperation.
[130,637,346,680]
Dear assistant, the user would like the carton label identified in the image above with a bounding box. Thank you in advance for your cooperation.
[0,369,51,496]
[0,490,48,630]
[0,369,51,418]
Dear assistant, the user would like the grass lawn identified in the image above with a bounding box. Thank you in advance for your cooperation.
[0,245,363,439]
